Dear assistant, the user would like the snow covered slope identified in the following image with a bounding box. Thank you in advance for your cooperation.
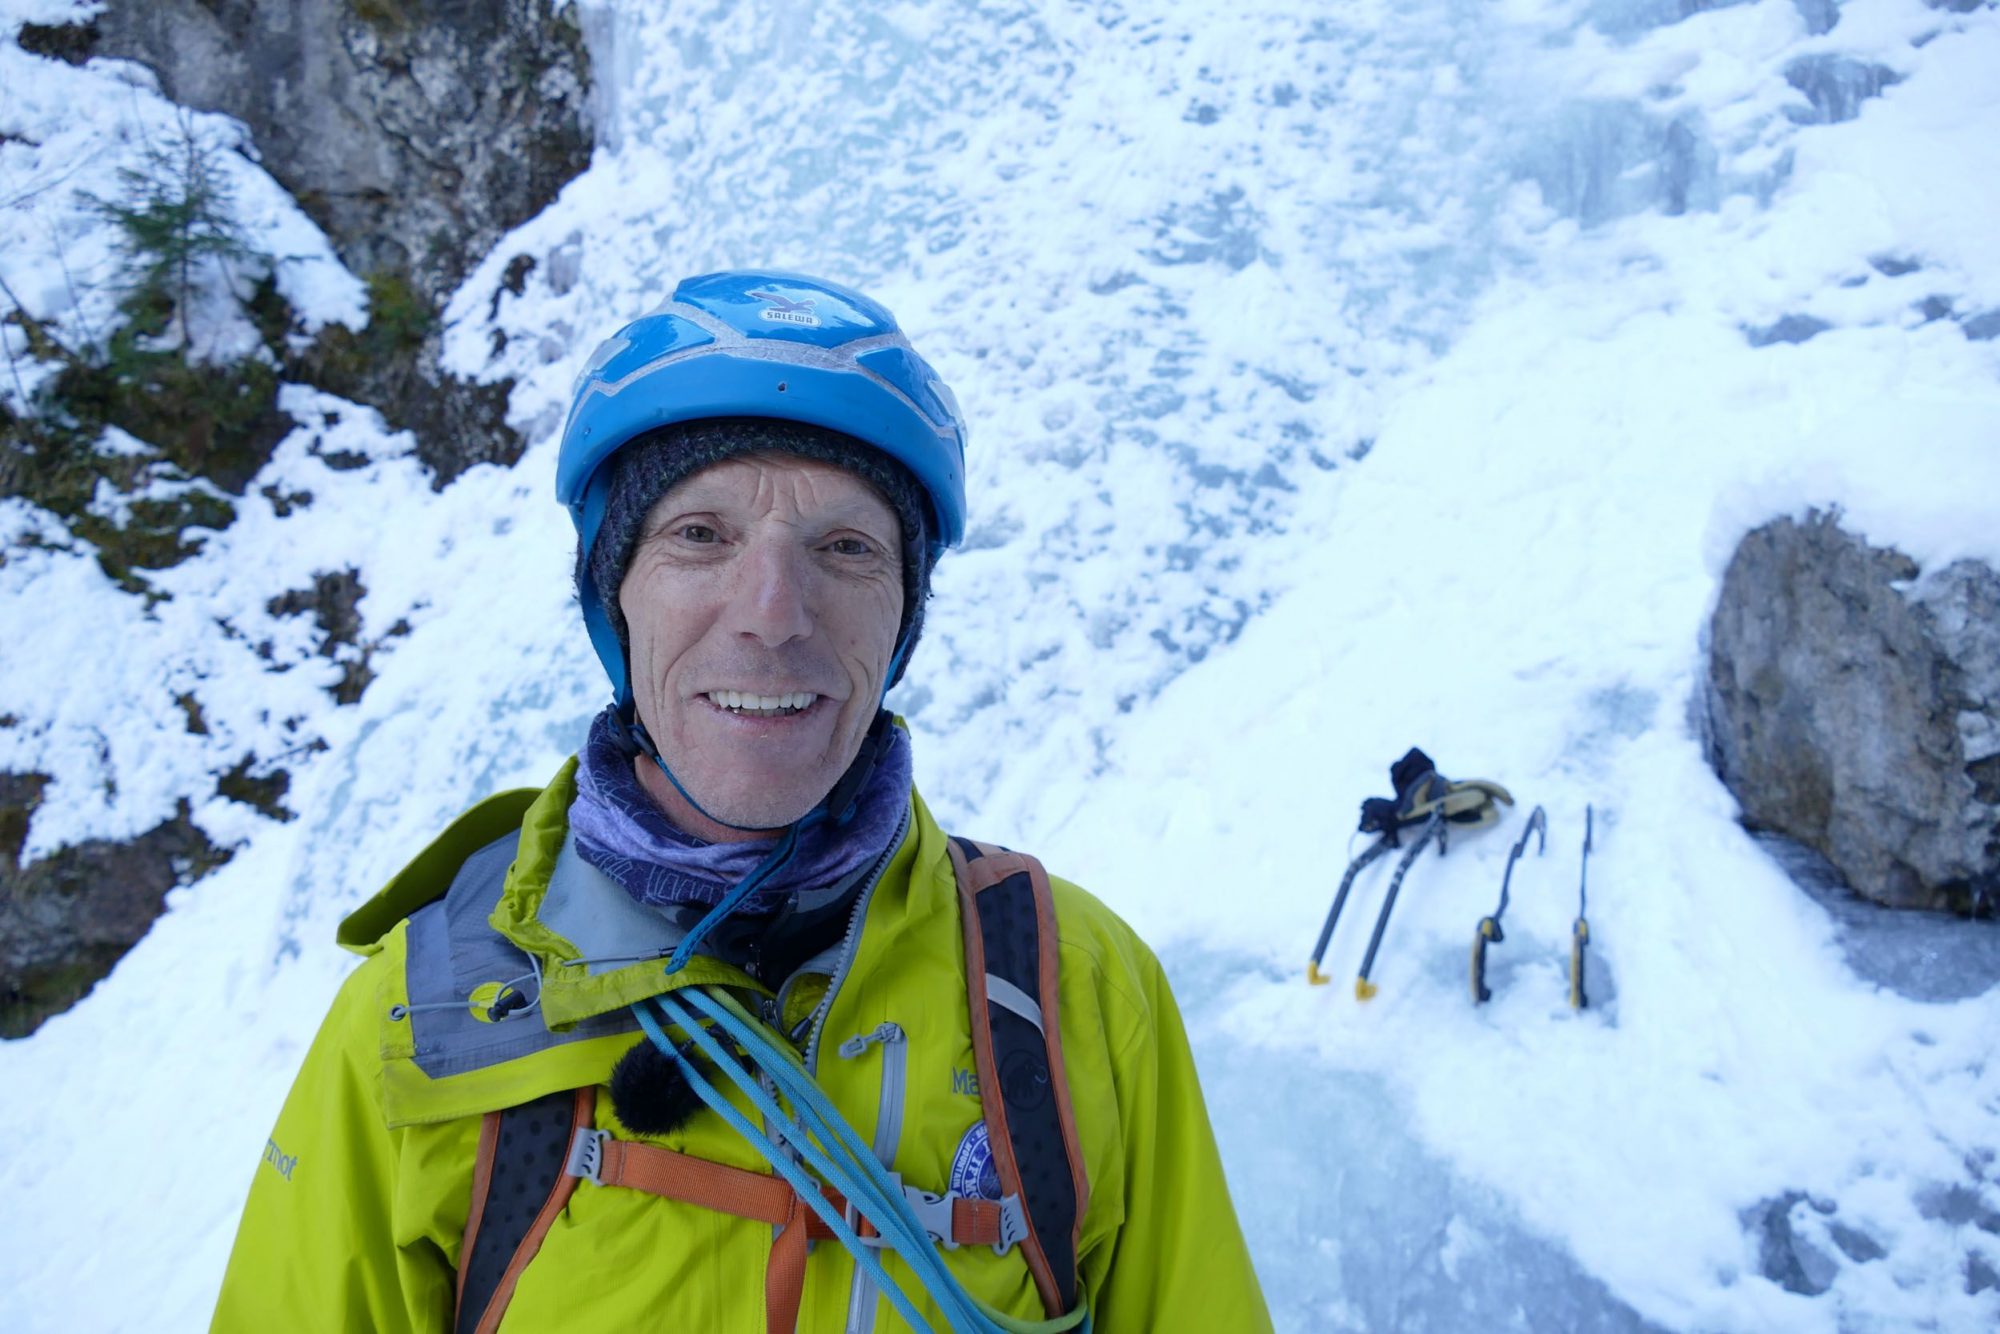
[4,0,2000,1329]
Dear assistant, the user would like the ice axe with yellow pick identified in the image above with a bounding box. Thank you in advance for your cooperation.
[1471,805,1547,1004]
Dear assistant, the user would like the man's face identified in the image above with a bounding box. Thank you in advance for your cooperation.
[618,451,904,838]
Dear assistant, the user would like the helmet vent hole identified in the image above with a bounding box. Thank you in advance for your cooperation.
[777,381,788,392]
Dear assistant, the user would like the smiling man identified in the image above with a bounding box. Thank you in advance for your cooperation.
[212,272,1270,1333]
[606,437,915,838]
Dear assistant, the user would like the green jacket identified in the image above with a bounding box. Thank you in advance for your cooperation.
[212,760,1271,1332]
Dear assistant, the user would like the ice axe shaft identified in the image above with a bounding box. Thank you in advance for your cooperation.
[1355,812,1444,1001]
[1470,805,1546,1005]
[1571,805,1594,1010]
[1308,836,1393,983]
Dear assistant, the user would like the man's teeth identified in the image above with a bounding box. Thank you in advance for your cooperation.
[709,690,817,716]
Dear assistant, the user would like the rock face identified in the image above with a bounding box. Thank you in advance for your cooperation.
[1706,512,2000,912]
[1,774,230,1038]
[92,0,591,309]
[0,2,594,1039]
[82,0,596,484]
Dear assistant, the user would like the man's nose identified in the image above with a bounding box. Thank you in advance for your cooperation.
[726,538,815,647]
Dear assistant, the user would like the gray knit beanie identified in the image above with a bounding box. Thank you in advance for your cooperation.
[581,418,935,688]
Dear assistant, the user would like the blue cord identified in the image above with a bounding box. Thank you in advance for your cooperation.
[647,996,935,1267]
[630,1001,938,1332]
[662,817,811,973]
[644,995,974,1327]
[646,993,1032,1333]
[650,993,889,1219]
[661,989,1088,1334]
[646,707,899,975]
[641,990,1086,1334]
[678,989,914,1213]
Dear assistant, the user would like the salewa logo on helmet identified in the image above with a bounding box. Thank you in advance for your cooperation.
[749,289,822,327]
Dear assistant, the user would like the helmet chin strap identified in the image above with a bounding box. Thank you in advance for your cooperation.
[614,712,764,837]
[615,621,915,836]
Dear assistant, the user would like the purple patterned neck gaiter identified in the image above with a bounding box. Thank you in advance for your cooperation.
[567,706,912,916]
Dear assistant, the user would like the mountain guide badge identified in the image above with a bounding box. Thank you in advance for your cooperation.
[949,1120,1002,1201]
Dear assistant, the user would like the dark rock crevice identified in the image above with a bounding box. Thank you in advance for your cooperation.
[87,0,592,310]
[264,566,410,704]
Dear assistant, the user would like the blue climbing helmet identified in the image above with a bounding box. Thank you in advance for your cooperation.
[556,270,969,705]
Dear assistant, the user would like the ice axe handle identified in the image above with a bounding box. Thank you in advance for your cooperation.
[1569,917,1590,1010]
[1470,917,1501,1005]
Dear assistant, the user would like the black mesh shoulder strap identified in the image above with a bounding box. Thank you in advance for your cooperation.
[946,836,1088,1318]
[455,1087,592,1334]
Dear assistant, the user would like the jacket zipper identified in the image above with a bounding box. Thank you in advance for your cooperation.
[838,1021,907,1334]
[801,805,908,1077]
[748,805,907,1330]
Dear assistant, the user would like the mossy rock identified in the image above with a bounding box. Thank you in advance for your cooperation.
[294,266,519,487]
[0,789,231,1040]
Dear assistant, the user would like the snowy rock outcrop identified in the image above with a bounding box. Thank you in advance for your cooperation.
[38,0,597,484]
[86,0,591,307]
[1706,513,2000,912]
[0,1,595,1038]
[0,776,228,1039]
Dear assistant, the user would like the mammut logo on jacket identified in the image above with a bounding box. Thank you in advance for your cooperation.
[951,1067,980,1097]
[262,1137,298,1181]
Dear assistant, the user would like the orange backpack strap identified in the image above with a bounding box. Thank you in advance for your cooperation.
[947,836,1089,1317]
[455,1087,593,1334]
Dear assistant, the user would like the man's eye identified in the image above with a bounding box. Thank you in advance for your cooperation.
[827,537,873,556]
[679,524,717,543]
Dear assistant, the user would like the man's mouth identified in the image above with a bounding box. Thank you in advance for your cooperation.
[703,690,819,718]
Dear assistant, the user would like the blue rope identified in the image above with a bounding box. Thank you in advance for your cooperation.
[640,991,1087,1334]
[680,990,889,1185]
[630,1001,937,1332]
[649,995,1066,1334]
[646,996,940,1278]
[643,995,969,1327]
[669,993,943,1288]
[661,990,1087,1334]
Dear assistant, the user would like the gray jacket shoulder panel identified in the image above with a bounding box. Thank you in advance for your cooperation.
[404,830,635,1080]
[540,830,689,973]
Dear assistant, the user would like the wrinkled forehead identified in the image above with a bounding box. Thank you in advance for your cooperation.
[644,450,901,536]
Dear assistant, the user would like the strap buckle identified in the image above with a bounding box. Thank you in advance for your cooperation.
[839,1175,893,1248]
[837,1178,979,1252]
[564,1127,607,1186]
[902,1185,959,1251]
[993,1193,1028,1256]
